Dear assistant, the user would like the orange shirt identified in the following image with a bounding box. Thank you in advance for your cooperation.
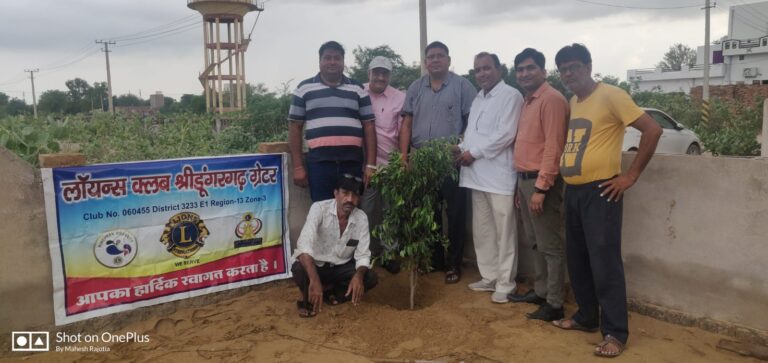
[513,82,569,190]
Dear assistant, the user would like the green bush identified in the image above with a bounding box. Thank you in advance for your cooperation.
[371,139,457,309]
[0,109,289,166]
[632,90,762,156]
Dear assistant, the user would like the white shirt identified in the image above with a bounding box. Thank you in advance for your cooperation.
[459,81,523,195]
[293,199,371,269]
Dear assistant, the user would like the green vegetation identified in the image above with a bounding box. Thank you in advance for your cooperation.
[348,45,422,90]
[370,139,457,310]
[632,90,762,156]
[0,89,289,166]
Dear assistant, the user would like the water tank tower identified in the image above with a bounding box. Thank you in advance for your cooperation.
[187,0,263,113]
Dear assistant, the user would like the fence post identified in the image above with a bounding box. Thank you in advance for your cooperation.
[763,99,768,158]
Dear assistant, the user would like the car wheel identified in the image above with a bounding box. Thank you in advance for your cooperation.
[686,143,701,155]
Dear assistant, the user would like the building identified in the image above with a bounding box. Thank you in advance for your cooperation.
[627,1,768,93]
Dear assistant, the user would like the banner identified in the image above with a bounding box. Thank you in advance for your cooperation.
[42,153,291,325]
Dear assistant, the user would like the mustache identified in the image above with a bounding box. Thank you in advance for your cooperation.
[343,202,355,208]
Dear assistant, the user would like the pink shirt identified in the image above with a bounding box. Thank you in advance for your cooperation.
[364,84,406,166]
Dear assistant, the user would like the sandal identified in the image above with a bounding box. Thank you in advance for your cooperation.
[594,335,625,358]
[552,318,599,333]
[445,268,461,284]
[296,300,316,318]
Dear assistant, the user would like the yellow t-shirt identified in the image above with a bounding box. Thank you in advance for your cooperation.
[560,83,643,185]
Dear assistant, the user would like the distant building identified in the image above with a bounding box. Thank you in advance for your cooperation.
[150,92,164,109]
[628,1,768,93]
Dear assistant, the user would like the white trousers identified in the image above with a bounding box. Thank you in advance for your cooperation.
[471,189,518,294]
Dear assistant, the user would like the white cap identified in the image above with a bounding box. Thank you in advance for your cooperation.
[368,56,393,71]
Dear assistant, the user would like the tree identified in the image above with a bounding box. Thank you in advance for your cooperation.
[595,73,632,94]
[6,98,29,116]
[113,94,146,107]
[38,90,70,114]
[371,139,458,310]
[65,78,92,101]
[348,45,421,90]
[657,43,697,71]
[91,82,109,111]
[462,63,520,92]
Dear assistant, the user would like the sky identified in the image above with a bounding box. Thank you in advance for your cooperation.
[0,0,740,101]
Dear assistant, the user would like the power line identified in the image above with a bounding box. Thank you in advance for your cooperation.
[117,21,201,47]
[38,43,100,70]
[733,13,767,33]
[724,0,768,25]
[40,48,102,73]
[575,0,701,10]
[114,18,201,42]
[110,14,199,41]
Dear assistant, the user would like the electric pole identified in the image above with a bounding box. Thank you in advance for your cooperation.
[24,69,39,118]
[419,0,427,76]
[702,0,714,127]
[96,40,116,114]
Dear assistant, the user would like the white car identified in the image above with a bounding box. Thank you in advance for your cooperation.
[623,108,702,155]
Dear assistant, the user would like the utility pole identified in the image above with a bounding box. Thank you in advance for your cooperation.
[419,0,427,76]
[24,69,39,118]
[96,40,116,114]
[701,0,714,127]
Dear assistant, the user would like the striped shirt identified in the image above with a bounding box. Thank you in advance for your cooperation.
[288,74,375,162]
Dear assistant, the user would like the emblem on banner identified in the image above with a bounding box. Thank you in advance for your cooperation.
[94,230,138,268]
[160,212,209,258]
[234,212,263,248]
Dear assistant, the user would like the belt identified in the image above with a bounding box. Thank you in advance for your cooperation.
[518,171,539,180]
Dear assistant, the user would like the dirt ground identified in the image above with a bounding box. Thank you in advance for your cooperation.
[3,266,760,362]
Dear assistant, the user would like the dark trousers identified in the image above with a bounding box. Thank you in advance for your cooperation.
[564,179,628,344]
[431,174,467,271]
[306,160,362,202]
[291,260,378,304]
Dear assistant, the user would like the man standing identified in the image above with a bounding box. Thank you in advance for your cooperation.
[508,48,569,322]
[361,56,406,273]
[288,41,377,202]
[291,174,378,317]
[459,52,523,303]
[552,44,661,358]
[399,41,477,284]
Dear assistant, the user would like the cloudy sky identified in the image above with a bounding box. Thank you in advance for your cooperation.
[0,0,738,101]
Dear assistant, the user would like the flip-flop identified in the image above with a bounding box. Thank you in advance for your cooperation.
[552,318,599,333]
[445,268,461,284]
[296,300,316,318]
[594,335,625,358]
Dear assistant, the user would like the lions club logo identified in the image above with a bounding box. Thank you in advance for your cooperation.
[234,212,263,248]
[160,212,209,258]
[94,230,138,268]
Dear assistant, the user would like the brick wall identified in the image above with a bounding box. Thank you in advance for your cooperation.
[690,84,768,107]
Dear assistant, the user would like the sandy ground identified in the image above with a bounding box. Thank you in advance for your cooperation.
[3,266,760,363]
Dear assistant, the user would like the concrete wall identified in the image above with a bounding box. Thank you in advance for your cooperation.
[621,153,768,331]
[1,145,767,338]
[0,148,54,330]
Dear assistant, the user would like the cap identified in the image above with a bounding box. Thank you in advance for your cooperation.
[368,56,393,71]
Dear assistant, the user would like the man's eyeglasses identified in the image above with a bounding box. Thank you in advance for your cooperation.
[342,173,363,183]
[557,63,585,75]
[426,53,447,61]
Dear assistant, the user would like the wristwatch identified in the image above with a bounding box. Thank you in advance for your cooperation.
[534,187,547,194]
[365,164,377,170]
